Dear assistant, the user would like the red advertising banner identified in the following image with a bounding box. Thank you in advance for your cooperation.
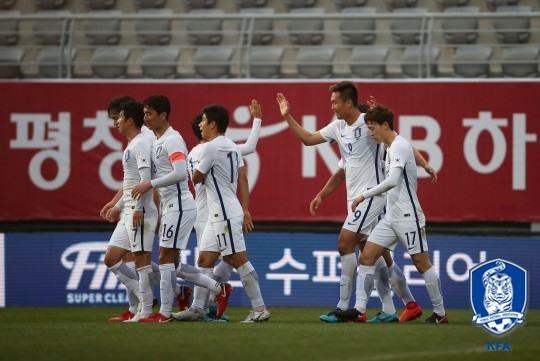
[2,80,539,222]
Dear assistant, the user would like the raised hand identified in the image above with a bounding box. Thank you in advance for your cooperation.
[249,99,262,119]
[276,93,290,117]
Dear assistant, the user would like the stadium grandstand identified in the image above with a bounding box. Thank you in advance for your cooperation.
[0,0,539,79]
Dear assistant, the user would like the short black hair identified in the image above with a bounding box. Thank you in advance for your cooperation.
[202,104,229,133]
[364,104,394,131]
[143,94,171,120]
[108,95,136,114]
[329,81,358,107]
[121,101,145,129]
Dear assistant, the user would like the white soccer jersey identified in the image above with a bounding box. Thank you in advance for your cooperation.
[121,133,153,209]
[384,135,425,224]
[188,143,209,223]
[320,114,386,201]
[152,126,196,210]
[196,135,244,222]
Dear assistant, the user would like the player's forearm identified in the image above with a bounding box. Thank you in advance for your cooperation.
[110,187,123,204]
[412,147,427,168]
[134,167,152,210]
[151,160,187,188]
[318,169,345,199]
[363,168,400,199]
[285,114,319,146]
[237,167,250,212]
[318,178,341,199]
[238,118,262,156]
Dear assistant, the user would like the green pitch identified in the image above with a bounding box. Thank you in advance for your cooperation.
[0,307,538,361]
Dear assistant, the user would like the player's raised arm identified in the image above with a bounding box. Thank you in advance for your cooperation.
[276,93,325,146]
[237,99,262,156]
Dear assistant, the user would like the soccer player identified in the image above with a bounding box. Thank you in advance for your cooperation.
[131,94,232,323]
[190,104,270,323]
[103,100,160,322]
[276,82,435,323]
[175,100,262,322]
[334,102,448,324]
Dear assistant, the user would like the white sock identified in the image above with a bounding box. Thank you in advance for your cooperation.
[354,264,375,314]
[109,261,140,314]
[213,260,233,283]
[159,263,176,317]
[177,263,221,294]
[388,262,415,305]
[422,266,445,316]
[191,268,213,312]
[374,257,395,314]
[137,265,153,316]
[151,261,161,285]
[237,262,265,311]
[124,261,140,314]
[337,253,357,311]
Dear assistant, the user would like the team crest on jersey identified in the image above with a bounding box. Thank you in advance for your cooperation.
[124,150,130,161]
[155,146,163,157]
[470,259,527,335]
[354,127,361,140]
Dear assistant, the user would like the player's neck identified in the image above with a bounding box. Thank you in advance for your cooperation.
[206,131,223,141]
[126,129,141,143]
[384,131,397,148]
[154,123,170,138]
[344,110,361,126]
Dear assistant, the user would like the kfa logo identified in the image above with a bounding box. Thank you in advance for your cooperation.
[470,259,527,335]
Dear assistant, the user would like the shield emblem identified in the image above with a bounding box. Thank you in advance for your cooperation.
[470,258,527,335]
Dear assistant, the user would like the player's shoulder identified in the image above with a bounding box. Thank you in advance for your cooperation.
[203,137,220,152]
[323,118,342,130]
[395,134,411,146]
[189,143,205,158]
[190,143,204,153]
[132,133,151,147]
[163,127,186,145]
[392,135,413,154]
[165,126,183,139]
[213,135,234,146]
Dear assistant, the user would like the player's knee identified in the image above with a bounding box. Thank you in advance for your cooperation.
[413,258,432,275]
[197,254,216,268]
[103,256,118,268]
[359,251,377,266]
[337,240,356,255]
[223,254,247,269]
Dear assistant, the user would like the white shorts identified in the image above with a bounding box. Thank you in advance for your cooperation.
[209,216,246,256]
[193,220,206,247]
[109,206,158,253]
[369,217,428,255]
[108,219,131,251]
[124,207,158,253]
[159,204,196,250]
[199,221,219,252]
[342,195,386,236]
